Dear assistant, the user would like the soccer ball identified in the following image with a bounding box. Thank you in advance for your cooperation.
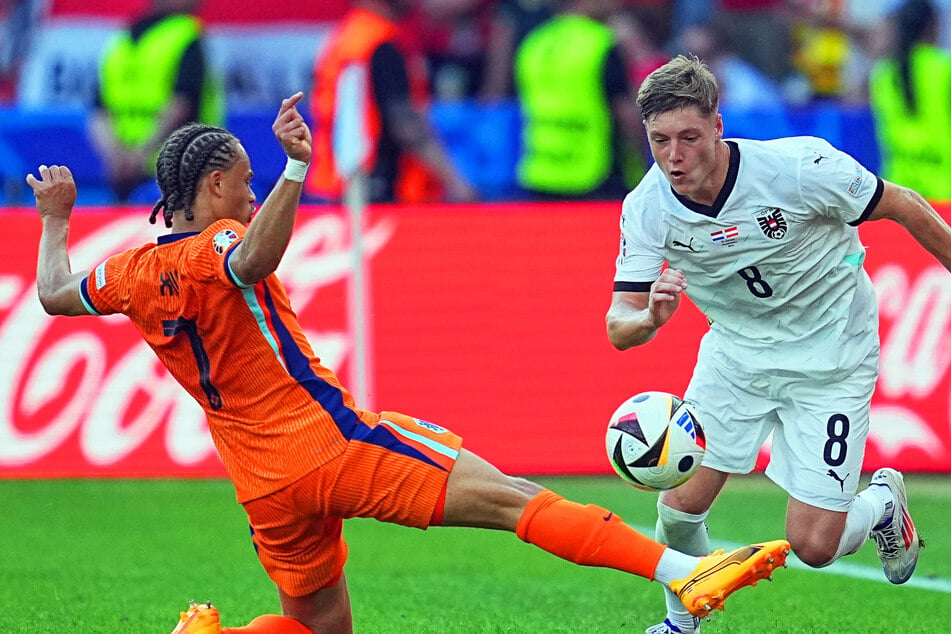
[605,391,706,491]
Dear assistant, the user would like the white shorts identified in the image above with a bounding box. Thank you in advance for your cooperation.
[685,334,879,511]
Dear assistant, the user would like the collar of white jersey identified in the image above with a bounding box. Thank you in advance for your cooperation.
[671,140,740,219]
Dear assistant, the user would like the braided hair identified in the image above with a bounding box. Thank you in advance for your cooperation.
[150,123,241,227]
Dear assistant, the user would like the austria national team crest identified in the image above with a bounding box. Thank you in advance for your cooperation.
[755,208,788,240]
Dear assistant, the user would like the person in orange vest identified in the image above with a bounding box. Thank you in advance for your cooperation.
[308,0,478,204]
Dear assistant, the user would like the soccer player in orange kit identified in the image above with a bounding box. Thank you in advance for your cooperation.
[28,92,789,634]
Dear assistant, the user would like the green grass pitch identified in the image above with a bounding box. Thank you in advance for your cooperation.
[1,473,948,633]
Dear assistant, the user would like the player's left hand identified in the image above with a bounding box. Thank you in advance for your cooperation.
[273,92,313,164]
[648,267,686,328]
[25,165,77,221]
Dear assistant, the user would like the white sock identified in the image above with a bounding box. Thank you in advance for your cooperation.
[866,480,895,529]
[654,502,710,632]
[656,501,711,555]
[817,489,886,567]
[652,548,701,586]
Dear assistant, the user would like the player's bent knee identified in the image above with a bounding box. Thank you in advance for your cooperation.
[657,468,724,514]
[789,536,838,568]
[786,512,846,567]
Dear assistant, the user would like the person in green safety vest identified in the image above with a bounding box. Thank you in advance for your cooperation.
[869,0,951,201]
[514,0,646,200]
[89,0,225,203]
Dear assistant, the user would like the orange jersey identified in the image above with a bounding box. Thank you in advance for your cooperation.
[80,218,381,502]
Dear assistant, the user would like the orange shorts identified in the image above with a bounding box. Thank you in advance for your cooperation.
[243,411,463,597]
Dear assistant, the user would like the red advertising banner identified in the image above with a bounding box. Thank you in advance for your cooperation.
[1,202,948,478]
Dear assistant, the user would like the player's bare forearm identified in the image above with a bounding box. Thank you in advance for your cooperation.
[27,164,90,316]
[36,217,89,316]
[607,291,662,349]
[37,216,70,299]
[606,310,659,350]
[238,179,303,281]
[872,182,951,271]
[233,93,312,284]
[607,271,687,349]
[897,192,951,270]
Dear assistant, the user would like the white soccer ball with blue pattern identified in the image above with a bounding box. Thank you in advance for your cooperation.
[605,391,706,491]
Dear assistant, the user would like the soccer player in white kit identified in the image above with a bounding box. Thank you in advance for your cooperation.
[607,56,951,634]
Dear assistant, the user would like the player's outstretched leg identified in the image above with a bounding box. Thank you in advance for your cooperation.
[867,468,923,584]
[446,449,791,625]
[669,540,790,617]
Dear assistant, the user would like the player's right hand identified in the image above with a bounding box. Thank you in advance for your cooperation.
[648,267,686,328]
[25,165,77,221]
[273,92,312,164]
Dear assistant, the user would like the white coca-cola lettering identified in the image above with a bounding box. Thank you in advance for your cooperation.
[277,213,396,313]
[875,265,951,398]
[0,213,394,468]
[0,276,21,309]
[81,345,210,465]
[0,216,150,465]
[868,406,943,460]
[869,264,951,459]
[1,210,947,473]
[6,334,104,464]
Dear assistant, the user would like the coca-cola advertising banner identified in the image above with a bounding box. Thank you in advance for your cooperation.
[2,202,949,478]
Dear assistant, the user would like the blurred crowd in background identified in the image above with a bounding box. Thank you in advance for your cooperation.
[1,0,949,204]
[4,0,947,106]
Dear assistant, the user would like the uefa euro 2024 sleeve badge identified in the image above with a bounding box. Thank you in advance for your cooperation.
[212,229,239,255]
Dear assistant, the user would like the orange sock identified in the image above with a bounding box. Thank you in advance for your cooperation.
[222,614,312,633]
[515,489,667,580]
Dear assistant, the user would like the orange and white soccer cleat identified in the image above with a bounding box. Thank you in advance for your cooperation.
[669,540,790,617]
[170,600,221,634]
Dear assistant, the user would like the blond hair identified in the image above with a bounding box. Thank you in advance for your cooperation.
[636,55,719,121]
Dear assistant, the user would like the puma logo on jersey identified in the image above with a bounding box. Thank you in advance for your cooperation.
[813,154,828,164]
[159,270,181,296]
[826,469,849,492]
[672,237,700,252]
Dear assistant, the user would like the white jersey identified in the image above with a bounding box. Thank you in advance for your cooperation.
[614,136,883,375]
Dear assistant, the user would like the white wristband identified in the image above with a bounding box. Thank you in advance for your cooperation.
[283,158,309,182]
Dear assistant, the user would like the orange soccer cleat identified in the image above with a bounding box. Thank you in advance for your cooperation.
[170,600,222,634]
[669,540,790,617]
